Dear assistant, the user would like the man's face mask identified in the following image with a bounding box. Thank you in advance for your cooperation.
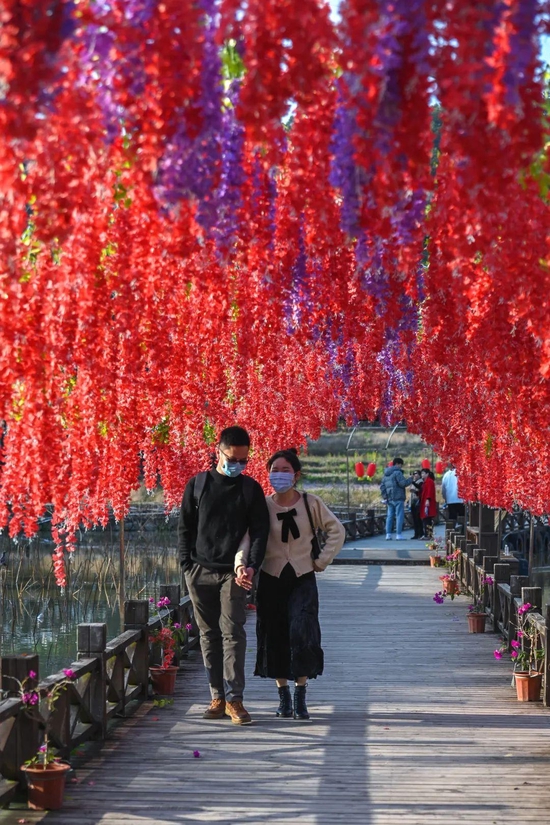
[219,446,248,477]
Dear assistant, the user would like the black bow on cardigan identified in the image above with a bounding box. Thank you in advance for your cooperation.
[276,509,300,543]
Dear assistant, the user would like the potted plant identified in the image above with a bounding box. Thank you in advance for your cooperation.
[466,575,493,633]
[148,596,189,696]
[437,549,461,598]
[427,536,445,567]
[494,602,544,701]
[9,667,76,810]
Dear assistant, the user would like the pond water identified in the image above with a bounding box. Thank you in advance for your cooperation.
[0,520,181,679]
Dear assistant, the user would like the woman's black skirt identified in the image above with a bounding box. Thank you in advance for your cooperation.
[254,563,324,680]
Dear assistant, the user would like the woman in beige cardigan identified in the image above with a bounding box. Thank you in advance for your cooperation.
[237,449,344,720]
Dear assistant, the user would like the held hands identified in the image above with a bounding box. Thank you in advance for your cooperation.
[235,565,255,590]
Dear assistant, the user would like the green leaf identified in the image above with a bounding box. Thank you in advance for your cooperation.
[221,40,245,82]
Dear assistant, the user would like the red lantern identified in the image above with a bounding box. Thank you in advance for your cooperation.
[435,460,444,475]
[355,462,365,478]
[421,458,431,470]
[366,462,376,478]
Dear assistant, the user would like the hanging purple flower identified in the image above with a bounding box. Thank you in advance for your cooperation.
[123,0,156,25]
[76,17,124,141]
[156,0,223,229]
[214,81,245,257]
[284,218,312,333]
[377,330,413,419]
[329,85,363,239]
[391,190,426,249]
[358,238,391,311]
[502,0,539,106]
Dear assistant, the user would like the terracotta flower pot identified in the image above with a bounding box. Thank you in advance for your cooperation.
[430,555,443,568]
[23,761,71,810]
[439,576,460,596]
[150,665,178,696]
[467,612,487,633]
[514,671,542,702]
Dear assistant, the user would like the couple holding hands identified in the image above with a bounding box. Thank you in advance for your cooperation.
[179,426,345,725]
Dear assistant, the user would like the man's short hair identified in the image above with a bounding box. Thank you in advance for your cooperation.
[392,457,404,466]
[219,426,250,448]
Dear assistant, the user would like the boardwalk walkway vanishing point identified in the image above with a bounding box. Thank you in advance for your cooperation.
[3,557,550,825]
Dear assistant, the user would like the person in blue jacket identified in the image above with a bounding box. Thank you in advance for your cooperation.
[380,457,413,541]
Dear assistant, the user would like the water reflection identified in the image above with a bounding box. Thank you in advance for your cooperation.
[0,524,181,678]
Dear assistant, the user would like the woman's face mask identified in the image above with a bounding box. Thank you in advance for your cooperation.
[269,471,295,493]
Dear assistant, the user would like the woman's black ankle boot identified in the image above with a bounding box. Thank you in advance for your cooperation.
[293,684,310,720]
[276,685,293,718]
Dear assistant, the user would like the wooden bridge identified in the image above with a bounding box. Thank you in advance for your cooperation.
[3,541,550,825]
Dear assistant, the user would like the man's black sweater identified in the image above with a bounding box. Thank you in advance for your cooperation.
[178,470,270,572]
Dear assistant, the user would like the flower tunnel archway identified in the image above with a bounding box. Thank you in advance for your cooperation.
[1,0,550,584]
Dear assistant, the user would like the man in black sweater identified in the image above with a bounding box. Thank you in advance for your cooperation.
[179,426,269,725]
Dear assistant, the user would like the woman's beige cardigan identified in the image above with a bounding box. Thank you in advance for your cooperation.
[235,492,345,577]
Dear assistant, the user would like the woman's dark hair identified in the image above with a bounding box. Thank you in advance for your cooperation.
[219,425,250,448]
[266,448,301,473]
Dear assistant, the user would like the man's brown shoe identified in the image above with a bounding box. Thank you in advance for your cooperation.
[225,700,252,725]
[203,698,226,719]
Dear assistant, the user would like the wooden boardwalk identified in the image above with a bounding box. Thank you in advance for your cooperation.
[336,524,435,563]
[4,565,550,825]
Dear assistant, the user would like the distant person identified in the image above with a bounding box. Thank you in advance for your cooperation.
[410,470,424,539]
[179,426,270,726]
[441,463,465,525]
[381,457,413,541]
[419,468,437,539]
[241,449,345,720]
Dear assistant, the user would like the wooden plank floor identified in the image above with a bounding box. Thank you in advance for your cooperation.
[4,566,550,825]
[337,524,442,562]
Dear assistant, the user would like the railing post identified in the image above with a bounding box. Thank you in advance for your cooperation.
[0,654,40,780]
[124,600,150,697]
[545,605,550,707]
[160,585,182,664]
[367,509,375,537]
[510,575,530,597]
[160,584,181,611]
[521,587,542,614]
[77,623,107,739]
[482,557,499,620]
[482,556,499,574]
[474,548,489,566]
[506,557,520,576]
[493,564,511,634]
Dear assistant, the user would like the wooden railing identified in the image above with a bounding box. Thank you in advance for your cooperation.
[448,530,550,707]
[331,507,418,542]
[0,584,197,806]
